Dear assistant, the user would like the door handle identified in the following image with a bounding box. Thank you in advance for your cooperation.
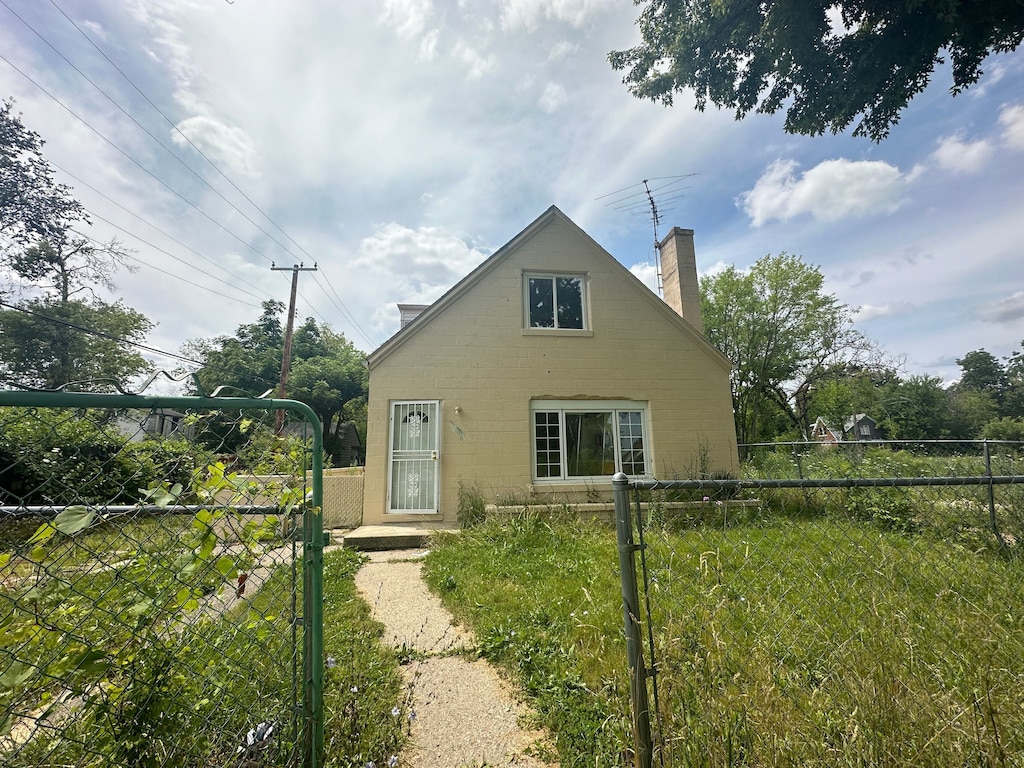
[431,451,438,461]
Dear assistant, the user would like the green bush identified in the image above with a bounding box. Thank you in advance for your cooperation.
[0,408,199,506]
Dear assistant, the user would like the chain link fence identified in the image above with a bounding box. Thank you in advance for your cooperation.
[0,389,325,767]
[615,440,1024,767]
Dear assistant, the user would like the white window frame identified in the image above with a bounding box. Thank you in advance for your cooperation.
[531,400,650,482]
[523,272,588,330]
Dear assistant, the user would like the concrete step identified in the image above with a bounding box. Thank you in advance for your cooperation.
[341,523,459,551]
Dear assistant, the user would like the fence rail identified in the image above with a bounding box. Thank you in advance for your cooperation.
[615,440,1024,768]
[0,390,326,767]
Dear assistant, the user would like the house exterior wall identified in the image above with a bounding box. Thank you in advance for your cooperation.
[362,213,738,524]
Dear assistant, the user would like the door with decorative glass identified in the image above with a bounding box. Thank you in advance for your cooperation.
[387,401,440,514]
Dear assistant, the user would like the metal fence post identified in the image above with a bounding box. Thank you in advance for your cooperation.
[614,472,654,768]
[308,427,325,768]
[296,411,325,768]
[983,439,1005,551]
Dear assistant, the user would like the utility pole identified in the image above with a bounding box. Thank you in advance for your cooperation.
[271,262,318,434]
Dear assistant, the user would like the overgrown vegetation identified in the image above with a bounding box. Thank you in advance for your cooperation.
[456,480,487,527]
[424,492,1024,767]
[424,516,631,767]
[321,549,407,768]
[0,399,404,767]
[0,407,199,507]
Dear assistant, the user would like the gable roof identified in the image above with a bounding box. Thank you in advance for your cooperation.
[367,205,731,371]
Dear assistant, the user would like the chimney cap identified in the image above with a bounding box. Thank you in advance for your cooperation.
[658,227,694,250]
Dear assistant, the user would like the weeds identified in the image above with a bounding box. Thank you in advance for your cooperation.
[456,480,487,528]
[424,511,1024,767]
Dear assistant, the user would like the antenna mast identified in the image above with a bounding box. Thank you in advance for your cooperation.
[596,174,697,298]
[642,180,663,295]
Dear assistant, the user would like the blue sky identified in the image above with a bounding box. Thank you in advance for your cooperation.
[2,0,1022,387]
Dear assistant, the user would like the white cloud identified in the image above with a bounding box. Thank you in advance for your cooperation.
[738,158,910,226]
[499,0,617,30]
[82,20,108,41]
[354,222,492,336]
[379,0,435,40]
[172,116,261,178]
[453,41,496,79]
[978,291,1024,323]
[629,262,658,292]
[538,82,567,113]
[931,134,993,173]
[420,28,440,60]
[546,40,579,62]
[970,60,1009,98]
[999,104,1024,149]
[854,303,912,322]
[354,223,488,291]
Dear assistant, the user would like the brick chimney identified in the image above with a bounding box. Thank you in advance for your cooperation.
[658,227,703,333]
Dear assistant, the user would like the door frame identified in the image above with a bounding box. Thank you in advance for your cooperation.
[386,399,441,514]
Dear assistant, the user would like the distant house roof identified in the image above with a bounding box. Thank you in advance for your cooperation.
[811,416,842,443]
[844,413,882,441]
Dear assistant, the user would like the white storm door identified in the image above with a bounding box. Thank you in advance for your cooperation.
[387,401,440,514]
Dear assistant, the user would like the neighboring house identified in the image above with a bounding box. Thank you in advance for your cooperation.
[117,408,194,442]
[361,206,739,525]
[811,416,843,444]
[845,413,882,441]
[332,422,364,467]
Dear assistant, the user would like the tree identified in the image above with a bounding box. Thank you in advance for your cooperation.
[0,297,153,389]
[881,375,950,440]
[1,99,86,250]
[946,388,1000,438]
[955,349,1009,401]
[10,235,136,305]
[609,1,1024,141]
[700,253,877,443]
[288,333,368,457]
[1,98,151,390]
[184,302,368,462]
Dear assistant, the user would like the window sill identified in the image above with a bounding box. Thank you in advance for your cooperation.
[521,328,594,338]
[530,475,651,487]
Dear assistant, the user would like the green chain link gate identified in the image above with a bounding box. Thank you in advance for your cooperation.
[0,387,325,767]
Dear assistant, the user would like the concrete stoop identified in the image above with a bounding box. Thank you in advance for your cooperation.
[341,522,459,551]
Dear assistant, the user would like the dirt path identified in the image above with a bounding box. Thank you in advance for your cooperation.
[354,550,557,768]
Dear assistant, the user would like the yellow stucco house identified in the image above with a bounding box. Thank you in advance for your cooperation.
[361,206,738,525]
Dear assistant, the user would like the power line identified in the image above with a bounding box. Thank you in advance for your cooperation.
[50,161,273,301]
[45,0,373,338]
[2,0,316,265]
[4,3,377,349]
[0,298,203,365]
[0,53,279,266]
[47,0,316,263]
[68,227,263,308]
[314,270,378,347]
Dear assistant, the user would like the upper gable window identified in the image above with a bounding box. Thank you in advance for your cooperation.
[525,273,586,329]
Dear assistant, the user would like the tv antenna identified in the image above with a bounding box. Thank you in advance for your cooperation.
[597,174,696,295]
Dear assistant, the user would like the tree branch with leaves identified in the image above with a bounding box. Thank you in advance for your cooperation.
[609,0,1024,141]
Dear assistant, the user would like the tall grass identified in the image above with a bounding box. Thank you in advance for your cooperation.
[424,510,1024,767]
[1,547,404,767]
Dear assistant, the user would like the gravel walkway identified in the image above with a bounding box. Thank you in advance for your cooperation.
[354,550,557,768]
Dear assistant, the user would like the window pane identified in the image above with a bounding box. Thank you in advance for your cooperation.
[565,412,614,477]
[528,277,554,328]
[534,412,561,478]
[618,411,646,475]
[555,276,583,329]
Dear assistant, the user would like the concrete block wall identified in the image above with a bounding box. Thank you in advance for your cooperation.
[362,211,738,524]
